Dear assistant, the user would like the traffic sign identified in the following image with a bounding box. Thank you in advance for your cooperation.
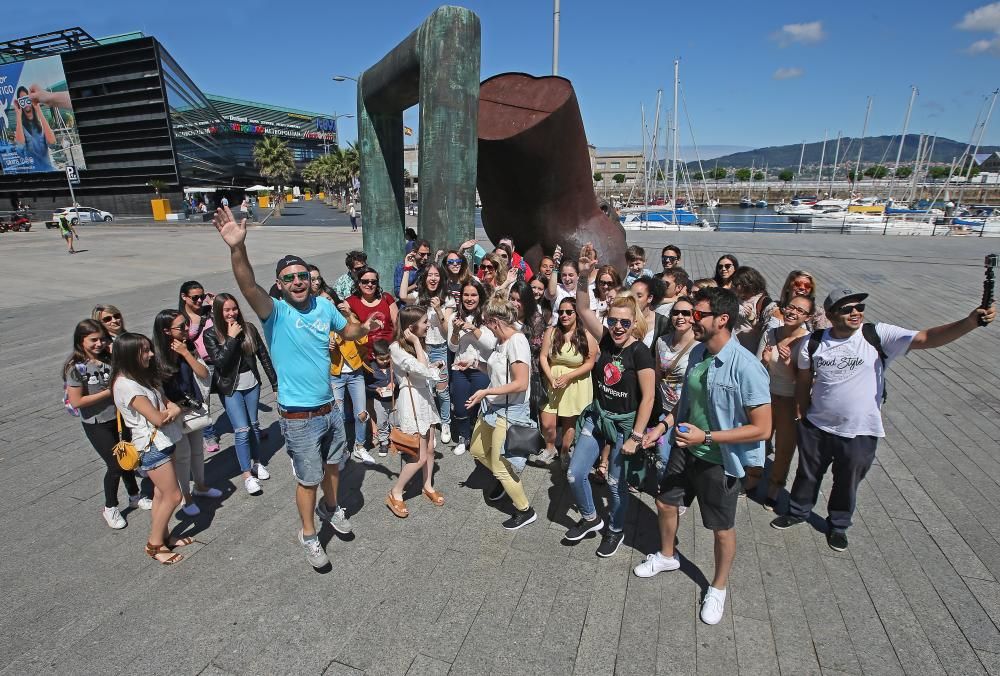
[65,165,80,185]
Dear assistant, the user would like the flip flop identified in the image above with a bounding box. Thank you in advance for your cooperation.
[386,493,409,518]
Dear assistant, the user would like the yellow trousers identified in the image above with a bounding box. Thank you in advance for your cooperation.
[469,417,530,511]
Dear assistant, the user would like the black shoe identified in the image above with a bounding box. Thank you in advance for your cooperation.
[487,483,506,502]
[770,514,805,530]
[827,530,849,552]
[596,530,625,558]
[502,507,537,530]
[764,497,778,512]
[564,516,605,542]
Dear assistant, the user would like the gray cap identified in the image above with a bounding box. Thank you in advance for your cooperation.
[823,287,868,312]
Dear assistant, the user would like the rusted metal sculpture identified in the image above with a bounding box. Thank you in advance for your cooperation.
[477,72,626,272]
[357,5,480,283]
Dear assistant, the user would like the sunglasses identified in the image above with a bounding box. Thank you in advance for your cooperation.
[692,309,717,321]
[188,294,206,303]
[661,256,678,263]
[101,313,122,323]
[446,258,463,265]
[783,305,810,316]
[670,309,692,318]
[598,279,615,286]
[480,264,495,271]
[280,272,310,283]
[606,317,633,330]
[170,322,189,333]
[835,303,865,315]
[717,263,734,270]
[558,309,576,316]
[358,278,378,286]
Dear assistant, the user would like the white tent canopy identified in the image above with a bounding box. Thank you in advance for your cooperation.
[183,186,225,194]
[244,185,275,192]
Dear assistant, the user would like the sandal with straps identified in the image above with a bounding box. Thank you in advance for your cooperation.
[168,536,195,549]
[422,487,445,506]
[386,492,409,518]
[145,542,184,565]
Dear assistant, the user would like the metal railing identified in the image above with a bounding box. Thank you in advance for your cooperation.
[699,212,994,237]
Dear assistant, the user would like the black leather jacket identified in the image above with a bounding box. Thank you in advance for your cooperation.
[203,323,277,397]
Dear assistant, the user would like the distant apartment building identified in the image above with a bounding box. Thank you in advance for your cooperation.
[592,150,645,195]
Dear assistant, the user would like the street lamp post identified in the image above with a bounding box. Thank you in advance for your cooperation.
[321,111,354,155]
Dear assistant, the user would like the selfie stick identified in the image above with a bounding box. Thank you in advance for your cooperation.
[982,254,999,327]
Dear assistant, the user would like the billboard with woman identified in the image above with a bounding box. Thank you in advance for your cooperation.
[0,55,86,175]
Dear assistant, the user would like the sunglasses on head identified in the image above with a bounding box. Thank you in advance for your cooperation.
[835,303,865,315]
[670,308,692,318]
[606,317,633,330]
[558,308,576,316]
[101,313,122,323]
[692,309,716,322]
[280,272,310,283]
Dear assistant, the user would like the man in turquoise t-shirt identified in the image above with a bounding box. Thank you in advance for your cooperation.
[214,206,383,570]
[634,287,771,628]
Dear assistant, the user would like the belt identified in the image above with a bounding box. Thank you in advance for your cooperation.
[279,403,333,419]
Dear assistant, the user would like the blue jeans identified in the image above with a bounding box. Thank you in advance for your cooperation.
[222,385,261,473]
[427,343,451,426]
[566,412,629,531]
[279,405,347,487]
[331,371,366,445]
[449,367,489,442]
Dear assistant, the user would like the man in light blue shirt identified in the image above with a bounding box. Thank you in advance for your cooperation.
[213,206,383,570]
[633,287,771,627]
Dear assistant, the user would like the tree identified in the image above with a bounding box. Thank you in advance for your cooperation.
[847,168,859,183]
[895,166,913,179]
[692,171,704,180]
[253,137,295,212]
[778,169,793,183]
[734,168,751,182]
[863,165,888,179]
[927,166,950,180]
[612,173,626,184]
[753,170,765,181]
[148,179,168,196]
[710,167,727,180]
[593,172,603,183]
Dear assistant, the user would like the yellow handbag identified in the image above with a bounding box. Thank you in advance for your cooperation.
[112,410,156,471]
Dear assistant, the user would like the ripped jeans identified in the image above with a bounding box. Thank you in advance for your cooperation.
[222,385,262,473]
[566,411,628,531]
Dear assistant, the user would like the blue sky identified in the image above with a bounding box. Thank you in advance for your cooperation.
[9,0,1000,153]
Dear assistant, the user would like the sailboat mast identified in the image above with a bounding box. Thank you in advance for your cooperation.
[888,85,918,201]
[853,97,873,196]
[959,88,1000,207]
[817,130,827,193]
[671,59,680,221]
[908,134,924,202]
[793,141,805,196]
[828,131,841,196]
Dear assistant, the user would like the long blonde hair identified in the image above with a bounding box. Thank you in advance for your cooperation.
[609,294,647,340]
[481,252,507,287]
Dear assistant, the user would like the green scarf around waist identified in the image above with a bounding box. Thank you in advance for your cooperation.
[577,398,649,487]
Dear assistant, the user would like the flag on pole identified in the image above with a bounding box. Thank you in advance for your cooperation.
[403,126,414,136]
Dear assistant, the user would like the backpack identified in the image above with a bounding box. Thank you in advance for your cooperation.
[63,363,87,416]
[807,323,889,403]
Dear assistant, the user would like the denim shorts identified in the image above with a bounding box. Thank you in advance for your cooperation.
[141,443,176,472]
[279,405,347,487]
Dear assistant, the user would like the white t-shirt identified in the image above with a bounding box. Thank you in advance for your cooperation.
[425,296,456,346]
[112,377,184,451]
[485,333,532,406]
[797,323,916,438]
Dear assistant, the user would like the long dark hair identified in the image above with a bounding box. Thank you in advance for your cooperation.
[16,87,41,136]
[417,263,448,306]
[713,254,740,287]
[443,249,472,286]
[509,280,539,325]
[178,280,204,313]
[152,309,185,377]
[110,332,159,390]
[459,280,488,326]
[211,292,258,357]
[351,266,383,299]
[63,318,110,378]
[549,297,590,361]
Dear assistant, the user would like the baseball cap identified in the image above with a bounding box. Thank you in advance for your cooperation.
[275,254,308,277]
[823,288,868,312]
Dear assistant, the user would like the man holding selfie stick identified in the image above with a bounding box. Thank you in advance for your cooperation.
[213,205,384,570]
[771,287,996,552]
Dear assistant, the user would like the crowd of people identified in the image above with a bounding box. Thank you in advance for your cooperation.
[63,205,995,626]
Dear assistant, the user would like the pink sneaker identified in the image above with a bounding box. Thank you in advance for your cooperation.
[204,441,220,454]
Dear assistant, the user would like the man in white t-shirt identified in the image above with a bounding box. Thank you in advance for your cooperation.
[771,287,995,552]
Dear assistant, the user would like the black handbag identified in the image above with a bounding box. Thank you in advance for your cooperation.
[500,349,542,458]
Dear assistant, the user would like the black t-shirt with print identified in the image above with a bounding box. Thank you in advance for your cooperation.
[593,330,655,414]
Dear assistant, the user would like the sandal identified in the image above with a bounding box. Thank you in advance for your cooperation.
[145,542,184,565]
[422,488,445,506]
[386,492,409,518]
[167,536,196,549]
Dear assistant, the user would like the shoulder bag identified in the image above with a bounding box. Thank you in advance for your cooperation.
[388,366,420,459]
[112,410,157,471]
[502,346,543,458]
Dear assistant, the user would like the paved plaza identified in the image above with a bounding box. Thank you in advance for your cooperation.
[2,213,1000,675]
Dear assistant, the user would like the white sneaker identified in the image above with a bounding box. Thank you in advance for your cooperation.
[128,494,153,510]
[440,426,452,444]
[245,476,262,494]
[633,552,680,578]
[299,530,329,568]
[533,448,558,465]
[253,463,270,480]
[352,445,377,465]
[181,502,201,517]
[700,586,727,625]
[102,506,126,529]
[453,440,467,456]
[192,487,223,499]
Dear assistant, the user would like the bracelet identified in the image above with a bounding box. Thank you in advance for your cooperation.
[629,431,643,443]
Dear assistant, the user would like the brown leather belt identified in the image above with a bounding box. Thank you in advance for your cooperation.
[278,403,333,419]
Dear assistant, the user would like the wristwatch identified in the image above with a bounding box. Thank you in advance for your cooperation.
[704,430,713,445]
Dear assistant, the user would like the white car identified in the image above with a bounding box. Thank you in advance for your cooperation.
[48,206,114,227]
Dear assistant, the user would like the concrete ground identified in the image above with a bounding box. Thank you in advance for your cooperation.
[2,210,1000,675]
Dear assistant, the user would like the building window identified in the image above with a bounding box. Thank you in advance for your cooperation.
[596,162,605,169]
[627,161,637,169]
[610,161,620,169]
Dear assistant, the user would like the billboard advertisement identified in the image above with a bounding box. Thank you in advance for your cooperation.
[0,55,86,175]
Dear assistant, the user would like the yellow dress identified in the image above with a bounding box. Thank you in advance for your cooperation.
[542,342,593,416]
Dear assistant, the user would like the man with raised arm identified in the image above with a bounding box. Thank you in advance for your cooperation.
[213,206,383,569]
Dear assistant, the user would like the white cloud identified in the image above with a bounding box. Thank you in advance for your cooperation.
[967,37,1000,54]
[771,21,825,46]
[773,67,804,80]
[957,2,1000,32]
